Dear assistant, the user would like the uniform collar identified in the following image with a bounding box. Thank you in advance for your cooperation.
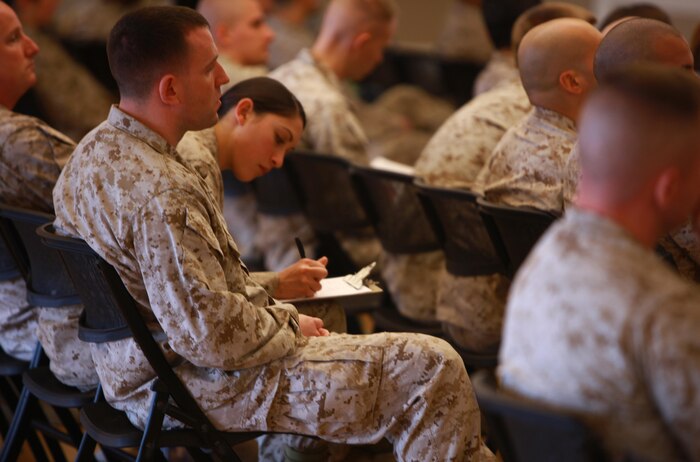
[108,105,180,159]
[296,48,344,92]
[532,106,577,135]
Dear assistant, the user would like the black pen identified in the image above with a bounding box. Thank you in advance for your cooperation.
[295,237,306,259]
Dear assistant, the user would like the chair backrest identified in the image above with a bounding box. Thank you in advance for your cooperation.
[477,198,558,277]
[252,165,303,216]
[415,181,508,277]
[0,204,79,307]
[37,224,233,446]
[351,166,439,254]
[0,222,23,282]
[472,370,608,462]
[285,150,369,233]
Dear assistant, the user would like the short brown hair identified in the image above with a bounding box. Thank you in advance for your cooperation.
[107,6,209,99]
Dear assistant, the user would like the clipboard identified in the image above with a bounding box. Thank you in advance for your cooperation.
[280,263,383,310]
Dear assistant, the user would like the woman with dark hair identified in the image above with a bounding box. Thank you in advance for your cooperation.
[177,77,341,329]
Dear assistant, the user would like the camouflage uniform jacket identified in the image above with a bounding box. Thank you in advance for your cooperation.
[473,51,520,97]
[0,106,97,389]
[0,107,66,362]
[52,108,493,462]
[415,81,531,190]
[476,106,577,213]
[499,208,700,461]
[269,49,369,165]
[53,106,302,425]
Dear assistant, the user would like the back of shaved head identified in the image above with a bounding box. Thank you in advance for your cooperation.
[197,0,251,29]
[579,63,700,204]
[518,18,601,96]
[512,1,596,53]
[594,18,693,80]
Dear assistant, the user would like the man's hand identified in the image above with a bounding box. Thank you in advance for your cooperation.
[274,257,329,299]
[298,314,330,337]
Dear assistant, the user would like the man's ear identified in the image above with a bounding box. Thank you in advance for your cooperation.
[653,166,682,211]
[157,74,180,106]
[351,31,372,51]
[214,24,233,48]
[560,70,585,95]
[234,98,255,125]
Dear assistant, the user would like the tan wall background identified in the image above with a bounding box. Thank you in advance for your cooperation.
[392,0,699,49]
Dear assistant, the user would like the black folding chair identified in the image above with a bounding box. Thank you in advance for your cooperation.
[415,182,508,367]
[477,198,559,277]
[285,150,374,277]
[472,370,609,462]
[350,166,443,335]
[0,205,94,462]
[39,224,275,462]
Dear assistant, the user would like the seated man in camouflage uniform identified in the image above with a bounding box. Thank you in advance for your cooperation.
[53,7,494,461]
[500,63,700,462]
[0,2,97,389]
[562,18,700,281]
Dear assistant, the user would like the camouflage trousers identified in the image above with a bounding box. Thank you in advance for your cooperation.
[37,305,99,391]
[113,333,492,462]
[206,333,491,462]
[436,270,509,352]
[0,277,37,361]
[379,250,444,323]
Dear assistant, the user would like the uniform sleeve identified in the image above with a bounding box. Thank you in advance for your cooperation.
[3,122,75,212]
[250,272,280,295]
[305,98,370,165]
[641,296,700,460]
[131,189,302,371]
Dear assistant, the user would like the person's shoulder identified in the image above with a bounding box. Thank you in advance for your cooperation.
[0,108,75,147]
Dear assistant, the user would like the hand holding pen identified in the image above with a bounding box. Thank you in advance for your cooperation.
[273,237,329,299]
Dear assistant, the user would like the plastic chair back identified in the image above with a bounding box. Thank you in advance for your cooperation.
[0,204,79,307]
[415,182,508,277]
[472,370,608,462]
[351,166,439,254]
[285,150,369,233]
[477,198,558,277]
[252,165,302,216]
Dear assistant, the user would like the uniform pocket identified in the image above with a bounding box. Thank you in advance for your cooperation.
[276,345,384,425]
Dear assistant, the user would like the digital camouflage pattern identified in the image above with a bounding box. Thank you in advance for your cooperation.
[499,208,700,462]
[476,106,577,213]
[269,48,369,165]
[53,106,493,461]
[415,81,531,190]
[0,106,100,392]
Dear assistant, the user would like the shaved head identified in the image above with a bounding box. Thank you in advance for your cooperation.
[595,18,693,80]
[579,64,700,206]
[197,0,248,30]
[319,0,397,38]
[518,18,601,97]
[512,2,596,53]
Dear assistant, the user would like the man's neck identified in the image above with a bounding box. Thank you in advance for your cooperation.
[575,194,663,249]
[310,41,347,80]
[118,99,184,147]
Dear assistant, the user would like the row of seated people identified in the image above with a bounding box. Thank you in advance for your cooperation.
[0,2,495,461]
[2,1,700,461]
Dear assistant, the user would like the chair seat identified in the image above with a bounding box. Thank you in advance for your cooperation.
[22,367,94,408]
[81,401,262,450]
[0,348,29,376]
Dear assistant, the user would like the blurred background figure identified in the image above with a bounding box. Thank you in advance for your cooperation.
[435,0,493,65]
[11,0,115,140]
[197,0,275,91]
[599,2,671,30]
[267,0,322,69]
